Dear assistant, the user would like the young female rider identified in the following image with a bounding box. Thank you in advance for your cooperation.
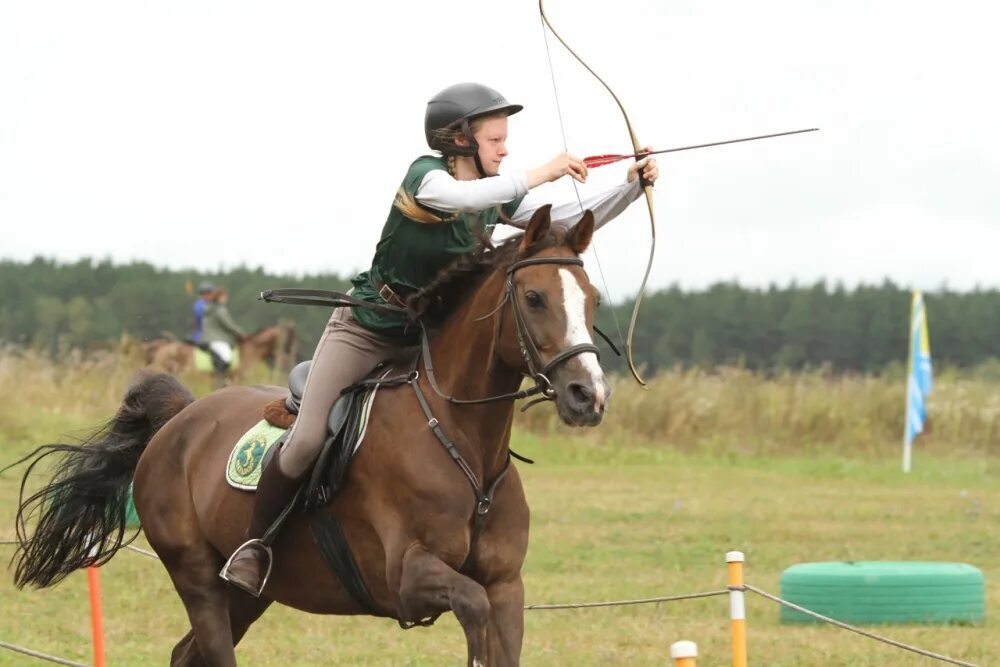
[221,82,659,596]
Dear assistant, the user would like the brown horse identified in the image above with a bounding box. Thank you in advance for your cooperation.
[11,206,608,666]
[146,320,299,381]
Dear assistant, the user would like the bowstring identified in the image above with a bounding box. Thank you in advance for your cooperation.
[539,14,626,351]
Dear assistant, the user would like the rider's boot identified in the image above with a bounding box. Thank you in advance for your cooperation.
[219,452,302,597]
[210,352,229,375]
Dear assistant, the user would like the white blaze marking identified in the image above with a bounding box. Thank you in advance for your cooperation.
[558,268,606,404]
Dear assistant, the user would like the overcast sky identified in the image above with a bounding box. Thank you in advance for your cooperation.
[2,0,998,300]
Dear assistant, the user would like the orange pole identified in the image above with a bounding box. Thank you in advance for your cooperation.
[727,551,747,667]
[670,640,698,666]
[87,566,106,667]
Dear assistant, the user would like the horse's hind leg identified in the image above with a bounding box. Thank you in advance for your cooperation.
[171,592,273,665]
[398,546,490,667]
[228,590,273,645]
[163,545,239,667]
[170,630,201,667]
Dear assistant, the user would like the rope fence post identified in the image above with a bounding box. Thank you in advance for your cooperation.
[670,640,697,667]
[727,551,748,667]
[87,565,106,667]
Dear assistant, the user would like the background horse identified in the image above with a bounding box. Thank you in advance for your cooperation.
[11,207,607,667]
[146,320,299,382]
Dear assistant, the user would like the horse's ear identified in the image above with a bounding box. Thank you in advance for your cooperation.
[520,204,552,253]
[565,210,595,255]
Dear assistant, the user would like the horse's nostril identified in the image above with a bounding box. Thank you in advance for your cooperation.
[568,382,595,406]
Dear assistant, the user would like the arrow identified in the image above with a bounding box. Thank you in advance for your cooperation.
[583,127,819,168]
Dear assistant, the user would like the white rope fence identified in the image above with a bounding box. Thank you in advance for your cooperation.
[0,639,89,667]
[525,589,728,610]
[122,544,158,560]
[0,540,982,666]
[744,584,979,667]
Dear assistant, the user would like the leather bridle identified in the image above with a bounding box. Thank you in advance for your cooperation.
[420,255,600,406]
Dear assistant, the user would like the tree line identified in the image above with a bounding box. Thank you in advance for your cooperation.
[0,257,350,359]
[1,257,994,375]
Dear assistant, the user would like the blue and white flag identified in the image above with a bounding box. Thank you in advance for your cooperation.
[903,290,932,472]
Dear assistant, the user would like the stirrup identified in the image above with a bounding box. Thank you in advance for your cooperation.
[218,538,273,597]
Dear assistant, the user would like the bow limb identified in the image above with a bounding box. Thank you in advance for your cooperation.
[539,0,655,387]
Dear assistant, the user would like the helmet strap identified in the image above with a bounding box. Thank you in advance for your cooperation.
[458,118,488,178]
[473,154,488,179]
[458,119,479,153]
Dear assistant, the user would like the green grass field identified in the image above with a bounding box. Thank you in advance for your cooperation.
[0,352,997,665]
[2,431,996,665]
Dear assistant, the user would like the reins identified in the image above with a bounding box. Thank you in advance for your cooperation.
[261,254,612,408]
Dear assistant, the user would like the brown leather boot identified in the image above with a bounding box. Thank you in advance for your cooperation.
[219,456,302,597]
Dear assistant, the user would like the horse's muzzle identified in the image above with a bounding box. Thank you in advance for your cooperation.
[556,377,610,427]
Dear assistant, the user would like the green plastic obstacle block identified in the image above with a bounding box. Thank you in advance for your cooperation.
[125,482,141,528]
[780,561,985,625]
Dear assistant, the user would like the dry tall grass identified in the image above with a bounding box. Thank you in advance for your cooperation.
[2,347,997,458]
[0,346,278,450]
[2,348,997,665]
[519,367,999,458]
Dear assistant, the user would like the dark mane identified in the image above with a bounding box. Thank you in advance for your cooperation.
[406,231,562,325]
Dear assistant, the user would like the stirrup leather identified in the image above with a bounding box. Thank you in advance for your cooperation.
[218,538,273,597]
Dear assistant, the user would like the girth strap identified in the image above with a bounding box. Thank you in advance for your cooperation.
[307,509,392,618]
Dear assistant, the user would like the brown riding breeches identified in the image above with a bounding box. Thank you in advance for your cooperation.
[277,306,408,478]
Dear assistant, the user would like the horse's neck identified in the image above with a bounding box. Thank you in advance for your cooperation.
[244,329,274,356]
[425,274,522,476]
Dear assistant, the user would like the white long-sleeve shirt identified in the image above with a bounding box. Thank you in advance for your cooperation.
[415,169,642,232]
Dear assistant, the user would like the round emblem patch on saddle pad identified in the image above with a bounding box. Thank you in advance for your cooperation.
[226,419,288,490]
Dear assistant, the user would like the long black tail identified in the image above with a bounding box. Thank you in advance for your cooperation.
[6,371,194,589]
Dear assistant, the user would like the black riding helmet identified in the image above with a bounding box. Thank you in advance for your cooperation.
[425,83,523,168]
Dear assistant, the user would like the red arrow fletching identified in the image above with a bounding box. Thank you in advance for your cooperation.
[583,153,631,168]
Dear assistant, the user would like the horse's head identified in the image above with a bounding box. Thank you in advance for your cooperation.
[496,205,610,426]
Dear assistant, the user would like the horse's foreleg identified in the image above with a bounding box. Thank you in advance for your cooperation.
[485,577,524,666]
[398,546,490,667]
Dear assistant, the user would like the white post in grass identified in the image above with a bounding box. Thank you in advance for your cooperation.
[670,640,698,666]
[727,551,748,667]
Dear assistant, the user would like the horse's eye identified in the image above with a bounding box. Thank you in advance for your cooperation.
[524,291,544,309]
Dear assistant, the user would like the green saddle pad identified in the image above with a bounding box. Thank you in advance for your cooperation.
[194,346,240,372]
[225,376,386,492]
[226,419,288,490]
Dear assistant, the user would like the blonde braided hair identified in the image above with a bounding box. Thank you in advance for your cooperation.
[394,113,504,224]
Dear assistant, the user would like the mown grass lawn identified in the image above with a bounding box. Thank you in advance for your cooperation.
[2,422,996,666]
